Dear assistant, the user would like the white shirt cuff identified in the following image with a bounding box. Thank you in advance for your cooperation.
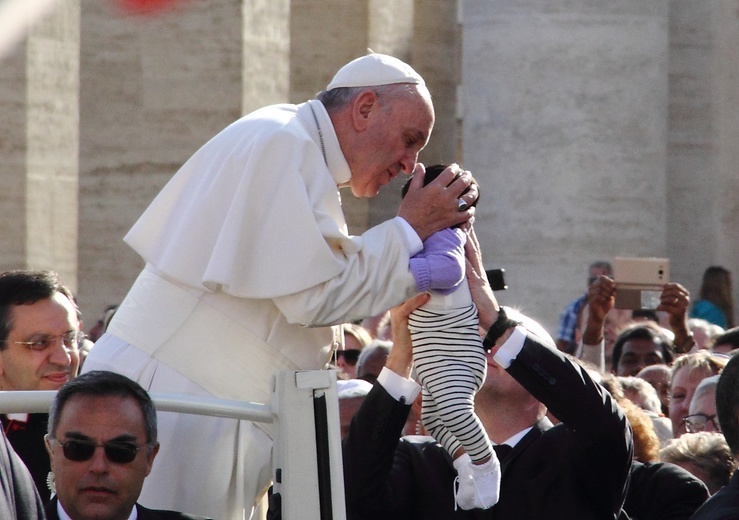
[377,366,421,404]
[394,216,423,255]
[492,325,528,369]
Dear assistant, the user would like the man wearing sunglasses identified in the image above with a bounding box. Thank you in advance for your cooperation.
[44,370,207,520]
[0,269,83,503]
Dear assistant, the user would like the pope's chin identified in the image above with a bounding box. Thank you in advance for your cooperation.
[348,183,378,198]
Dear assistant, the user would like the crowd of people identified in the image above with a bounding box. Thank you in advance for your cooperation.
[0,51,737,520]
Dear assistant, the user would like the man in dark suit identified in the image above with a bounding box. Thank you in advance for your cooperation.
[44,370,209,520]
[342,229,633,519]
[0,269,84,503]
[691,352,739,519]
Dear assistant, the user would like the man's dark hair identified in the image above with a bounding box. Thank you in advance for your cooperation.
[48,370,158,451]
[712,326,739,351]
[611,321,675,372]
[0,270,79,345]
[716,353,739,455]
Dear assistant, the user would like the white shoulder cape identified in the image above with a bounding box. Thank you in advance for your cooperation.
[124,101,355,299]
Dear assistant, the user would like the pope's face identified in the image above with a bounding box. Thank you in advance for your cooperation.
[347,86,434,198]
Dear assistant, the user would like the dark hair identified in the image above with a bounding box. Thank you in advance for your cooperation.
[610,321,675,372]
[400,164,479,207]
[698,266,734,328]
[716,354,739,455]
[631,309,659,323]
[713,326,739,351]
[0,270,79,346]
[48,370,158,451]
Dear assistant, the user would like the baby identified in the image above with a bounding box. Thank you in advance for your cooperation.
[404,164,500,511]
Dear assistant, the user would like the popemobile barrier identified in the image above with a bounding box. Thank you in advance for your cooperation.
[0,370,346,520]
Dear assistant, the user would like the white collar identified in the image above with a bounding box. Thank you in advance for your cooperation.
[301,100,351,187]
[499,427,533,448]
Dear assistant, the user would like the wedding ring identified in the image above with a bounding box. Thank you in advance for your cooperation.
[458,198,469,211]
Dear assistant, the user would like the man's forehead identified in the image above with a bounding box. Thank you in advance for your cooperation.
[57,395,145,430]
[623,338,660,352]
[9,292,78,328]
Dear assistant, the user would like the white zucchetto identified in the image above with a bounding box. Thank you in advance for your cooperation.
[326,52,425,91]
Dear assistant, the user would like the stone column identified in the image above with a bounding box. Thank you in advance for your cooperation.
[0,0,80,289]
[713,1,739,322]
[461,1,670,332]
[668,0,739,324]
[412,0,461,166]
[77,0,289,322]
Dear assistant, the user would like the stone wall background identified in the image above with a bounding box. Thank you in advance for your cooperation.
[0,0,736,336]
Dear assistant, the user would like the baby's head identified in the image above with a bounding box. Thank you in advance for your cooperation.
[401,164,479,208]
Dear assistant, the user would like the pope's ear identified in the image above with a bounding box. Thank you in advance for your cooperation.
[351,90,378,131]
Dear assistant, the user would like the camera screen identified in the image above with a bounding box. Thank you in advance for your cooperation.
[640,290,661,310]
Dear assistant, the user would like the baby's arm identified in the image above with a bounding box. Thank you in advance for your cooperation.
[409,228,466,294]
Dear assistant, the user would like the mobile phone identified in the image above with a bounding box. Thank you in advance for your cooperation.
[485,268,507,291]
[613,257,669,310]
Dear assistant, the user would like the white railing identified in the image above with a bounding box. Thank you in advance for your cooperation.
[0,370,346,520]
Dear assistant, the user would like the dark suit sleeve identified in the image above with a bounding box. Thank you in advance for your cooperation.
[627,462,709,520]
[0,428,45,520]
[506,333,634,517]
[691,471,739,520]
[342,382,414,519]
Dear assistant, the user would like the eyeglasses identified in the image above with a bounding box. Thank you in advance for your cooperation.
[50,438,144,464]
[683,413,721,433]
[2,331,85,352]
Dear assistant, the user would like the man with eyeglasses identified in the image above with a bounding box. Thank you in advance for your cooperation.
[0,269,83,502]
[685,375,722,434]
[44,370,208,520]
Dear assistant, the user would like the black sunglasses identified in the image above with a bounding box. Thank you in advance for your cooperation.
[336,349,361,364]
[53,438,144,464]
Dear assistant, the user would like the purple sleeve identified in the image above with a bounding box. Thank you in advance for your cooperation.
[409,228,466,293]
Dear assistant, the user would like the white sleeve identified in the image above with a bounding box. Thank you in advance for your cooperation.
[492,326,528,369]
[377,367,421,404]
[576,339,606,372]
[274,218,420,327]
[394,216,423,255]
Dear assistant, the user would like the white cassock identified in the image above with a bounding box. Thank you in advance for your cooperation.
[83,99,422,520]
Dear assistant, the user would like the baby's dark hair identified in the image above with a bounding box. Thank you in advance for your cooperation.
[400,164,479,208]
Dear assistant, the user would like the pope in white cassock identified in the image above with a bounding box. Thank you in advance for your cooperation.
[83,53,478,520]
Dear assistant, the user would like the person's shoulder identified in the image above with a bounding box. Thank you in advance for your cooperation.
[631,460,706,487]
[692,481,739,520]
[562,293,587,312]
[627,461,709,513]
[220,103,305,141]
